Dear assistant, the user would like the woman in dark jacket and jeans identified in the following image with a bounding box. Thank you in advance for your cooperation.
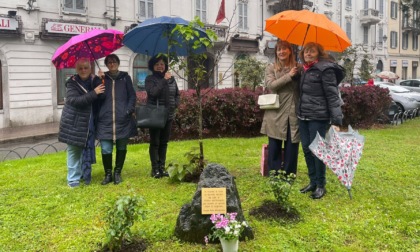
[58,58,105,188]
[145,55,180,178]
[297,42,343,199]
[97,54,137,185]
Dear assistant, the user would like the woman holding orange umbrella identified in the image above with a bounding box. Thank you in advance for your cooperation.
[297,42,344,199]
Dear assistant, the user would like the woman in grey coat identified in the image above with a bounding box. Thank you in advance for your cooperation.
[97,54,137,185]
[261,40,300,176]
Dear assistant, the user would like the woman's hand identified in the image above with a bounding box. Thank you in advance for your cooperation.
[164,72,172,80]
[94,83,105,95]
[289,67,298,77]
[332,125,340,132]
[98,70,105,79]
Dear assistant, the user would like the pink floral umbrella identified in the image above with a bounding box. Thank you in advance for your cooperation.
[51,29,124,69]
[309,125,365,199]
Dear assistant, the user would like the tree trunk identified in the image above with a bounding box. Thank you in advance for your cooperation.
[197,86,205,169]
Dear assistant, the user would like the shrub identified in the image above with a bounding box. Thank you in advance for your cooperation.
[267,170,296,212]
[340,85,392,128]
[104,194,146,251]
[167,147,207,182]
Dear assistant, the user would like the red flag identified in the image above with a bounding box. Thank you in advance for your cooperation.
[216,0,225,24]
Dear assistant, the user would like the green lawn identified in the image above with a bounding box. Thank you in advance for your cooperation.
[0,120,419,251]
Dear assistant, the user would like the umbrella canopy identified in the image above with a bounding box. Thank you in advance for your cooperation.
[265,10,351,52]
[52,29,124,69]
[309,125,365,199]
[123,16,209,56]
[376,71,399,80]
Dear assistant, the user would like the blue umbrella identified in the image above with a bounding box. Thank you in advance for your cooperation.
[123,16,209,56]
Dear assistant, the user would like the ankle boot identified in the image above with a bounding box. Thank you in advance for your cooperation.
[300,184,316,193]
[101,154,113,185]
[114,150,127,185]
[151,166,162,179]
[311,186,327,199]
[159,164,169,177]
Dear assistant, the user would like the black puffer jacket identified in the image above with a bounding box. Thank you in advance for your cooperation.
[96,71,137,140]
[58,75,101,147]
[145,72,180,120]
[297,59,343,126]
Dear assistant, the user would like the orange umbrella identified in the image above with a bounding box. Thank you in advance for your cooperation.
[265,10,351,52]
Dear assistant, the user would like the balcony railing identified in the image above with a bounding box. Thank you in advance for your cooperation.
[402,20,420,32]
[204,24,227,42]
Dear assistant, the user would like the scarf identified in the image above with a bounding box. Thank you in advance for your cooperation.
[303,60,318,72]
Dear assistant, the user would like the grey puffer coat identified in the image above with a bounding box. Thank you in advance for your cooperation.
[297,59,343,126]
[96,71,137,140]
[145,73,180,120]
[58,75,102,147]
[260,63,300,143]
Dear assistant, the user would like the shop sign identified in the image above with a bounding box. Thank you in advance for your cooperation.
[0,17,19,30]
[390,60,397,67]
[402,60,408,67]
[45,21,104,35]
[413,61,418,67]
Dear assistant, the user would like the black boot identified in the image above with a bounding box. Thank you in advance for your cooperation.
[101,154,113,185]
[114,150,127,185]
[159,163,169,177]
[300,184,316,193]
[311,186,327,199]
[151,166,162,179]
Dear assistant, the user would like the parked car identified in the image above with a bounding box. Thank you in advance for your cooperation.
[396,79,420,93]
[375,82,420,112]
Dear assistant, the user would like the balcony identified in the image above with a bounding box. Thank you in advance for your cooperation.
[204,24,227,43]
[402,20,420,33]
[266,0,282,14]
[359,9,381,26]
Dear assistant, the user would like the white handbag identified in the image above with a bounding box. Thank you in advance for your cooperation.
[258,94,279,110]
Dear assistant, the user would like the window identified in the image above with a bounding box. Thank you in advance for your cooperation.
[238,1,248,30]
[346,0,352,9]
[364,0,368,9]
[413,80,420,87]
[379,0,384,15]
[379,27,384,45]
[391,1,398,19]
[195,0,207,23]
[139,0,153,20]
[63,0,85,13]
[133,54,151,91]
[402,32,408,49]
[0,60,2,110]
[346,21,351,40]
[413,34,418,50]
[402,67,407,79]
[403,10,408,28]
[390,31,398,48]
[57,63,95,105]
[363,26,368,44]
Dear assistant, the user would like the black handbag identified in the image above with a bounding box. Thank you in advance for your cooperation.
[136,101,168,129]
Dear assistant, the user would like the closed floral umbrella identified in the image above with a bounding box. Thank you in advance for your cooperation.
[309,125,365,199]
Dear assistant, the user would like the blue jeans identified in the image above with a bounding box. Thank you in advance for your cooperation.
[299,120,329,187]
[100,138,129,154]
[67,144,83,184]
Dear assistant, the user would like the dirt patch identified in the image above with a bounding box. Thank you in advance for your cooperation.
[101,238,147,252]
[249,200,301,223]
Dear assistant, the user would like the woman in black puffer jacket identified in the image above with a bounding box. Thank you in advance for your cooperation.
[58,58,105,188]
[297,42,343,200]
[145,55,180,179]
[97,54,137,185]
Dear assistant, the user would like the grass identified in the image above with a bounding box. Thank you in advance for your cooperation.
[0,119,420,251]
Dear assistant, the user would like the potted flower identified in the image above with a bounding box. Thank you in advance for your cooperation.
[205,212,248,252]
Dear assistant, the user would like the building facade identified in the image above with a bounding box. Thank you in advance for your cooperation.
[0,0,419,129]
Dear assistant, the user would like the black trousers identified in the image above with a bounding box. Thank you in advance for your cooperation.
[267,122,299,175]
[149,119,173,168]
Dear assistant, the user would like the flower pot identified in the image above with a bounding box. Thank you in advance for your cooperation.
[220,238,239,252]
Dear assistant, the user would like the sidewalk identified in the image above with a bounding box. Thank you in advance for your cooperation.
[0,122,59,145]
